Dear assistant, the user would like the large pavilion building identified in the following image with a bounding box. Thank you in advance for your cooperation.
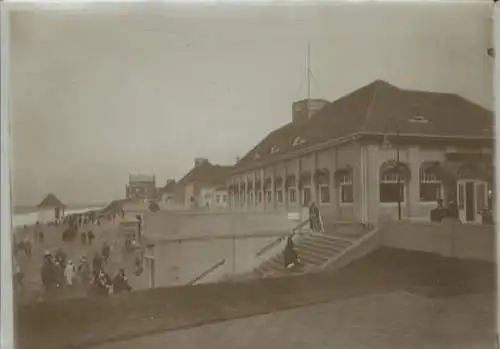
[227,80,494,224]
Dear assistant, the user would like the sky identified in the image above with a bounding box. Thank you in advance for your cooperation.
[9,1,493,206]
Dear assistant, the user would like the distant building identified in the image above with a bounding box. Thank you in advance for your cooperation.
[158,179,177,207]
[228,80,494,224]
[175,158,232,209]
[126,174,157,201]
[36,194,66,223]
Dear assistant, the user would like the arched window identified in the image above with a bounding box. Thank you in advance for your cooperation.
[419,162,442,202]
[379,161,409,203]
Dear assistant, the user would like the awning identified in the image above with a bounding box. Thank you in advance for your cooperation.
[274,177,283,188]
[299,172,312,187]
[380,160,411,181]
[314,168,330,185]
[334,166,353,182]
[264,178,272,189]
[285,175,296,188]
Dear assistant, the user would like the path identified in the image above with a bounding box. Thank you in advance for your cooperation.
[86,291,494,349]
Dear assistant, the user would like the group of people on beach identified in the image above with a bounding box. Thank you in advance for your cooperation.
[14,208,134,299]
[40,245,132,296]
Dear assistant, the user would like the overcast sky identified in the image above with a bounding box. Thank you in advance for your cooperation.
[9,1,493,206]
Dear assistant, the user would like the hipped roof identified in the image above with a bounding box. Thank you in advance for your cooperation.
[37,194,66,208]
[178,162,233,188]
[235,80,493,172]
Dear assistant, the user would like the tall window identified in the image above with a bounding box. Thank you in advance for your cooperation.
[257,191,262,203]
[316,169,331,204]
[266,190,272,203]
[276,189,284,203]
[419,164,442,202]
[289,188,297,203]
[302,187,312,206]
[339,171,353,204]
[380,170,406,203]
[300,172,312,205]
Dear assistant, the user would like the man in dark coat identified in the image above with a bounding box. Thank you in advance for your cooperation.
[309,202,321,233]
[283,237,300,269]
[112,269,132,295]
[92,252,103,276]
[101,242,111,264]
[87,231,95,245]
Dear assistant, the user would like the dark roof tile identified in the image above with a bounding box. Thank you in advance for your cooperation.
[235,80,493,171]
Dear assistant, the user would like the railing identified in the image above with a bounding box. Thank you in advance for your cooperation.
[186,258,227,286]
[255,219,309,258]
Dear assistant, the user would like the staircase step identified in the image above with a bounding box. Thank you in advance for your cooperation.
[295,249,330,265]
[297,241,345,255]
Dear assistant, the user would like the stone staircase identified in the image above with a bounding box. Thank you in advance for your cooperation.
[254,223,373,278]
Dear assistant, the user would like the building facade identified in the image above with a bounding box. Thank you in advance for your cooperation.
[126,174,157,201]
[227,81,494,224]
[175,158,232,209]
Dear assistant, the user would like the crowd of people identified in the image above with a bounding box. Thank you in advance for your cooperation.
[13,208,134,299]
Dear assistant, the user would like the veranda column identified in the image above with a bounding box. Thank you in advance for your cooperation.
[271,165,276,211]
[252,171,256,211]
[245,175,249,211]
[261,168,265,211]
[313,151,319,204]
[297,158,302,207]
[284,164,288,211]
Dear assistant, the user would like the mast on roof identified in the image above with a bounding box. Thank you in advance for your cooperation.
[307,40,311,100]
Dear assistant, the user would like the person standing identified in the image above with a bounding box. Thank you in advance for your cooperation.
[92,252,103,276]
[64,260,75,286]
[87,231,95,245]
[101,242,111,265]
[23,237,32,258]
[309,202,321,233]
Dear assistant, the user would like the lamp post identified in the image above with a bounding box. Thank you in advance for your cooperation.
[382,119,402,221]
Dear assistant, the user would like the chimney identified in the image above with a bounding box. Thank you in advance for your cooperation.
[166,179,176,186]
[194,158,210,167]
[236,156,241,164]
[292,99,329,126]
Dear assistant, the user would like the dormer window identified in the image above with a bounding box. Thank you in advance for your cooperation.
[408,115,429,124]
[270,146,280,154]
[254,153,261,160]
[292,136,306,146]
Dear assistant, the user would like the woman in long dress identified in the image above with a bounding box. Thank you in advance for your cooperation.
[64,260,75,286]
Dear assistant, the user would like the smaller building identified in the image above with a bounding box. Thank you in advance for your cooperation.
[175,158,232,209]
[126,174,157,201]
[158,179,177,208]
[36,194,66,223]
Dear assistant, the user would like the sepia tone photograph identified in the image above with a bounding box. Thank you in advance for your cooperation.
[2,1,496,348]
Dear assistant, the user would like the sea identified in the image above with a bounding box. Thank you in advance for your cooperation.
[12,205,105,228]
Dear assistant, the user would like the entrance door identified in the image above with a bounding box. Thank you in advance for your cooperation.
[457,180,488,224]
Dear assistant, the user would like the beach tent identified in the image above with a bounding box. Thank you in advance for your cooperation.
[36,194,66,223]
